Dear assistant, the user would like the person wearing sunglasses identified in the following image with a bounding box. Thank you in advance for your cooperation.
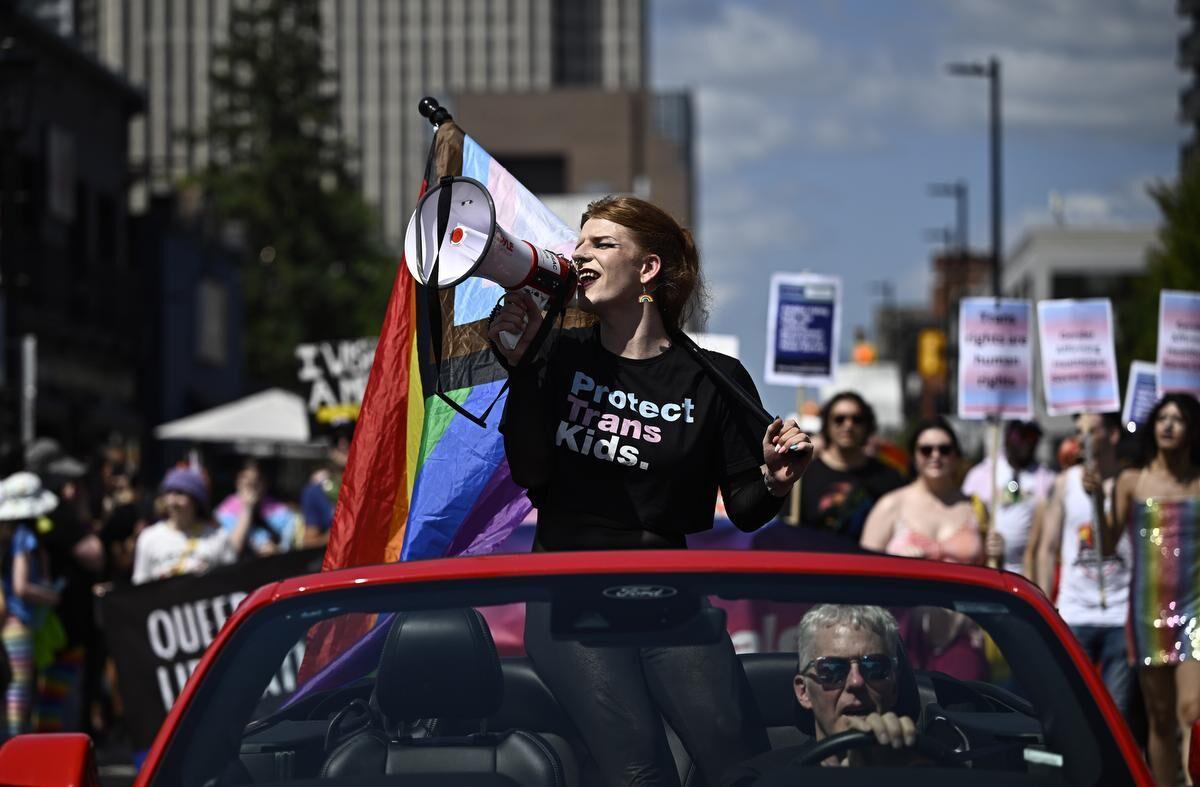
[859,418,1002,682]
[724,604,919,781]
[798,392,904,543]
[961,420,1056,578]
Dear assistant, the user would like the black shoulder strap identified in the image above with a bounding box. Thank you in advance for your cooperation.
[671,330,772,429]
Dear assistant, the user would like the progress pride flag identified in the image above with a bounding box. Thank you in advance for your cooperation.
[1157,290,1200,398]
[957,298,1033,420]
[1037,298,1120,416]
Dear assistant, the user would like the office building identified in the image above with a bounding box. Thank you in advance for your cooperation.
[451,88,693,226]
[89,0,647,244]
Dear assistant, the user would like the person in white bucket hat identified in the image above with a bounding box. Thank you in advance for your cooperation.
[0,471,62,736]
[0,472,57,523]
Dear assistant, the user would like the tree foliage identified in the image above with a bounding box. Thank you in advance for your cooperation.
[197,0,394,386]
[1116,159,1200,370]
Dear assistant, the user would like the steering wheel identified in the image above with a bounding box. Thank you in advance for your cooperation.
[792,729,964,767]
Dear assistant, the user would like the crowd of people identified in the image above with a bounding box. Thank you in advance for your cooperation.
[787,389,1200,784]
[0,436,345,744]
[0,382,1196,781]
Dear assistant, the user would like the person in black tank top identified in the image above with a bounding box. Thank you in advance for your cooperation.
[488,195,814,785]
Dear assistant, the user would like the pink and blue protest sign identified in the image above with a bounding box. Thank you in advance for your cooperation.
[1037,298,1120,416]
[956,298,1033,420]
[1156,290,1200,398]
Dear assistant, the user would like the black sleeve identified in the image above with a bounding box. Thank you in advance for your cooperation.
[721,467,785,533]
[715,356,769,480]
[498,364,552,504]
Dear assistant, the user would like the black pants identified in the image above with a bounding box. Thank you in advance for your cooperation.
[525,603,768,787]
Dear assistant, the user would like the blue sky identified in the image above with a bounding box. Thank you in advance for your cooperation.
[649,0,1186,418]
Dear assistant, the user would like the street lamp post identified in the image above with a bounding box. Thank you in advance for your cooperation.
[947,57,1002,299]
[928,179,968,254]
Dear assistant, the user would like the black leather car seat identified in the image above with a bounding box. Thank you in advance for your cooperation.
[320,608,569,785]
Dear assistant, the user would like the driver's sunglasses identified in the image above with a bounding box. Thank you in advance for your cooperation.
[802,654,895,687]
[916,443,955,458]
[831,413,866,426]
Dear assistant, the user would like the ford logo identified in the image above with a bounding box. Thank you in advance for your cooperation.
[602,585,678,600]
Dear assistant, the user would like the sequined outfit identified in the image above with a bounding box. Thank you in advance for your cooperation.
[1127,497,1200,667]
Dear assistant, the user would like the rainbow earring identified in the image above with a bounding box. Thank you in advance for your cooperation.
[639,285,654,304]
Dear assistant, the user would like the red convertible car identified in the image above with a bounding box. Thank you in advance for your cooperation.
[0,550,1181,785]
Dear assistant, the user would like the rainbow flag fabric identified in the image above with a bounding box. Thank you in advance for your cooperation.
[1127,496,1200,666]
[401,134,579,560]
[298,123,578,684]
[319,123,578,573]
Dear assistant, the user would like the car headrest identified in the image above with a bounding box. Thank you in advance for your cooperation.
[374,608,503,722]
[793,638,923,735]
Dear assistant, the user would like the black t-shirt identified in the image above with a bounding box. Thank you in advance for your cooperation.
[43,506,99,644]
[509,329,765,540]
[798,456,904,541]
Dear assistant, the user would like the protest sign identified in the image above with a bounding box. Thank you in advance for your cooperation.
[1157,290,1200,398]
[765,273,841,387]
[295,338,377,433]
[956,298,1034,420]
[1037,299,1120,416]
[1122,360,1158,429]
[99,549,323,748]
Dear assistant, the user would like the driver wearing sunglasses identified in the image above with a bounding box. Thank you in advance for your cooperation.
[725,605,919,783]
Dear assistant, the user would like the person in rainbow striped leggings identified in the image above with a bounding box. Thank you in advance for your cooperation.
[0,472,62,738]
[1106,393,1200,786]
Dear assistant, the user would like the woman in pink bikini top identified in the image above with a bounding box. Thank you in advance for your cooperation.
[859,417,1001,565]
[858,418,1003,683]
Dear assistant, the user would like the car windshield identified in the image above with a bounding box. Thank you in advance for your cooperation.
[149,560,1136,787]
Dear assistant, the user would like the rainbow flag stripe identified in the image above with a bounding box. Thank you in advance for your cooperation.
[1128,497,1200,666]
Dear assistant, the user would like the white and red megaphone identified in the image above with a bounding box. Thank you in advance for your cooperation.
[403,177,576,349]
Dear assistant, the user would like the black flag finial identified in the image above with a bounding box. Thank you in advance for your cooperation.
[418,97,453,127]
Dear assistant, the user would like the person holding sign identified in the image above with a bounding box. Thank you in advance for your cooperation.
[489,195,814,785]
[961,420,1055,578]
[1104,393,1200,785]
[1035,412,1132,719]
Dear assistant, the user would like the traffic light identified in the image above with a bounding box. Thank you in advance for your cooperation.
[917,329,947,381]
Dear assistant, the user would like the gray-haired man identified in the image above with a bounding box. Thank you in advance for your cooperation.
[724,604,921,782]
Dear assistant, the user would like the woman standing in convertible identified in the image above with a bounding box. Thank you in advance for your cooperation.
[487,195,813,785]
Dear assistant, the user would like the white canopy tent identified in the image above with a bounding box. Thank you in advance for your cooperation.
[154,388,323,456]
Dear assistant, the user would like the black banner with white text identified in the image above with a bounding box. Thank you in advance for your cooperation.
[99,549,324,749]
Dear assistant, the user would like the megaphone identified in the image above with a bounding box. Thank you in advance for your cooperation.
[404,177,577,349]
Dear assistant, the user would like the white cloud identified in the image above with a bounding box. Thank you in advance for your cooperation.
[941,0,1174,52]
[656,0,1186,171]
[693,88,797,172]
[677,5,825,78]
[1007,174,1162,244]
